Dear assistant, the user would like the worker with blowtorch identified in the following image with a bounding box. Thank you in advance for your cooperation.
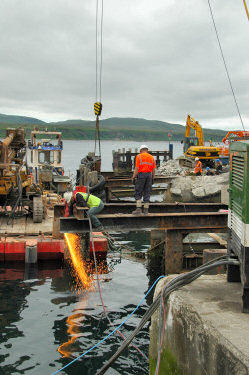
[65,190,104,229]
[131,144,156,215]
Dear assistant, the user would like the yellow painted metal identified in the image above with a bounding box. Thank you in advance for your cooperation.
[94,102,102,116]
[184,114,220,160]
[185,114,204,145]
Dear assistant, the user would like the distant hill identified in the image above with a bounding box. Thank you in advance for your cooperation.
[0,113,45,125]
[0,113,227,141]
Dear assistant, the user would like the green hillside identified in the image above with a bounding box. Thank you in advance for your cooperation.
[0,113,227,141]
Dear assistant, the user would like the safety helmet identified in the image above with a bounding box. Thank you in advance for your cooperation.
[139,144,149,151]
[195,157,199,161]
[206,167,210,170]
[216,159,220,162]
[64,191,73,203]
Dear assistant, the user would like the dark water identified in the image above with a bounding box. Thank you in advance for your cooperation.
[0,231,159,375]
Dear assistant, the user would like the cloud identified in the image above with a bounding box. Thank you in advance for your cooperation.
[0,0,248,129]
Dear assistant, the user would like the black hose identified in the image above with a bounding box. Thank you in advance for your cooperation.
[96,258,239,375]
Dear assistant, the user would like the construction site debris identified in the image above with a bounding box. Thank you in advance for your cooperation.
[165,172,229,203]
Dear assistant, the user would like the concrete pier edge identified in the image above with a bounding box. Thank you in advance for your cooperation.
[149,274,249,375]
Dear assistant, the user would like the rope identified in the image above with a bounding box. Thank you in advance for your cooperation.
[243,0,249,21]
[87,214,148,361]
[50,275,165,374]
[207,0,245,131]
[96,257,240,375]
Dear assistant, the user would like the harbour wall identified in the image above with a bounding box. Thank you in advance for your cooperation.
[150,275,249,375]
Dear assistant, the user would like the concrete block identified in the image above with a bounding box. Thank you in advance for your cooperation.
[25,245,37,264]
[203,249,227,275]
[150,275,249,375]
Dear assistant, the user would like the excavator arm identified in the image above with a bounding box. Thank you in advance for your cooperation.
[186,114,204,146]
[222,131,249,144]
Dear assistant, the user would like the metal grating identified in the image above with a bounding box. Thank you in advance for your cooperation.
[232,155,244,190]
[231,200,243,219]
[230,210,242,240]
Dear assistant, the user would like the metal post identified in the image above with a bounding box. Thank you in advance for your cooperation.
[165,230,183,274]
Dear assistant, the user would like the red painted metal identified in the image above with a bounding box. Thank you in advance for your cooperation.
[1,241,26,261]
[37,239,64,260]
[90,232,108,254]
[75,185,87,193]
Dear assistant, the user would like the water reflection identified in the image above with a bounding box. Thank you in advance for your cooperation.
[0,231,153,375]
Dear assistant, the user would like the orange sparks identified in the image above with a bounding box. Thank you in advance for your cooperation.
[64,233,90,290]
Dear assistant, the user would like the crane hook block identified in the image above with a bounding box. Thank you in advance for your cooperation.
[94,102,102,116]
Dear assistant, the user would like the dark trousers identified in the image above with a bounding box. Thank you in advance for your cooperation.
[195,171,201,176]
[134,172,152,203]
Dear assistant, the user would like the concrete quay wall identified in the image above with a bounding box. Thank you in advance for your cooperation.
[150,275,249,375]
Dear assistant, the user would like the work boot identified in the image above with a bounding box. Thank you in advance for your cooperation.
[143,203,149,215]
[132,207,142,215]
[132,200,142,215]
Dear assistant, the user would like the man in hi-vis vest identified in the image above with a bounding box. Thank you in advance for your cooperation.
[131,145,156,215]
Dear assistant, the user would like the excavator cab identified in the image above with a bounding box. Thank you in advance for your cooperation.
[183,136,199,154]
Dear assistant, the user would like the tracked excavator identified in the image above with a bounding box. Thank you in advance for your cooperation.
[182,114,220,167]
[0,127,44,223]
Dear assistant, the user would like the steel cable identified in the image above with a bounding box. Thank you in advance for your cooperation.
[207,0,245,130]
[96,258,239,375]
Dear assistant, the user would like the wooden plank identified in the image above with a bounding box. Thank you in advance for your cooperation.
[208,233,227,247]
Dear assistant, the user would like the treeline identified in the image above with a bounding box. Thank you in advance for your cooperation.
[0,114,227,141]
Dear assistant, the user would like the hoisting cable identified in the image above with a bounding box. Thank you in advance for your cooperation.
[94,0,104,157]
[95,257,240,375]
[243,0,249,21]
[207,0,245,131]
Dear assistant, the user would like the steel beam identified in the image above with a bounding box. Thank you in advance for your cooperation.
[75,203,228,217]
[105,175,178,188]
[60,211,227,233]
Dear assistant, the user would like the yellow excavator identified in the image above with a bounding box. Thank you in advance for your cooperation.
[183,114,220,165]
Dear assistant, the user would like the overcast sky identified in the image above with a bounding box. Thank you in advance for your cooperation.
[0,0,248,129]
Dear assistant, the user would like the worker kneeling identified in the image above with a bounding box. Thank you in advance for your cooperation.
[132,144,156,215]
[67,190,104,229]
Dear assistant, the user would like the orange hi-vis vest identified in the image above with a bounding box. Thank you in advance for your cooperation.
[195,160,202,174]
[135,152,156,173]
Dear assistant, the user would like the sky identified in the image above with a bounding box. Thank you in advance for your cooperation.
[0,0,248,129]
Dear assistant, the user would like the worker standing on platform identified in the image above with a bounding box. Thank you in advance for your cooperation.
[194,157,202,176]
[67,190,104,229]
[131,145,156,215]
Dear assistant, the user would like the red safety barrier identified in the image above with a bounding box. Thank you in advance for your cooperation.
[90,232,108,254]
[37,239,64,260]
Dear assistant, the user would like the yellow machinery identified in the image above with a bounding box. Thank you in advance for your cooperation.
[0,127,43,223]
[183,114,220,164]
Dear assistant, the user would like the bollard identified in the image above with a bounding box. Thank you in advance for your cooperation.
[25,245,37,264]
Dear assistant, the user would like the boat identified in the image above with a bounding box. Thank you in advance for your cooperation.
[28,129,71,194]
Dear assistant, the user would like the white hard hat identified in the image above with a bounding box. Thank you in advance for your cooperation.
[195,157,199,161]
[64,191,73,203]
[140,144,149,151]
